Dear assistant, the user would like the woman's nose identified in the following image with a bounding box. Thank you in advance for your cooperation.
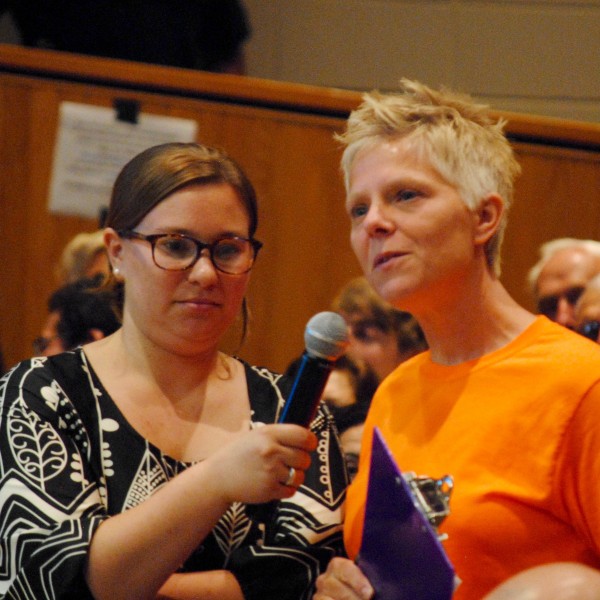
[187,250,219,284]
[363,202,395,236]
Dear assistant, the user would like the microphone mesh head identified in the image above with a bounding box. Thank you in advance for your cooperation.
[304,311,349,360]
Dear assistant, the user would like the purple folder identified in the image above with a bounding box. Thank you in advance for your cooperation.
[356,427,456,600]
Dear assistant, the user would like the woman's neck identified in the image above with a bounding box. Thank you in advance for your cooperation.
[86,326,231,404]
[409,269,536,366]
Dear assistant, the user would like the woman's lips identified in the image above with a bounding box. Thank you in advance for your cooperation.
[373,252,406,269]
[178,297,220,308]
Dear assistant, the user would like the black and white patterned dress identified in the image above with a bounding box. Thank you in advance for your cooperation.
[0,349,347,600]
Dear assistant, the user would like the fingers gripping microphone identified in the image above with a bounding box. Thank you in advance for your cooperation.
[247,312,348,527]
[278,311,349,426]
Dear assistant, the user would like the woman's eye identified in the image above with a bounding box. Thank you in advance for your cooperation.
[395,189,420,202]
[215,242,243,260]
[162,238,193,257]
[348,203,368,219]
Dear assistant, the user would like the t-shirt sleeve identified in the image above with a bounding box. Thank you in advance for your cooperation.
[555,379,600,557]
[0,359,108,599]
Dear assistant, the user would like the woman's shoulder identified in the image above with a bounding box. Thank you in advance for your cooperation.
[1,351,82,391]
[0,349,91,419]
[235,358,285,423]
[236,357,338,434]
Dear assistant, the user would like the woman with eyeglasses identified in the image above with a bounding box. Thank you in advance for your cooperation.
[0,143,346,600]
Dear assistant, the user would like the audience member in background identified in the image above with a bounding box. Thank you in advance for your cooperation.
[0,142,345,600]
[331,276,427,382]
[33,276,121,356]
[333,402,369,482]
[527,238,600,329]
[320,355,377,412]
[3,0,250,74]
[56,230,110,284]
[284,353,376,421]
[320,355,361,409]
[482,562,600,600]
[574,273,600,343]
[314,79,600,600]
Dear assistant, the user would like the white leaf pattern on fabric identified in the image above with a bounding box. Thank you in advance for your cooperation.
[122,447,171,510]
[8,399,67,488]
[212,502,252,565]
[40,384,60,411]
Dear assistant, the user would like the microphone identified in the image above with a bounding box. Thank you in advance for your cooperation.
[278,311,349,426]
[247,311,348,527]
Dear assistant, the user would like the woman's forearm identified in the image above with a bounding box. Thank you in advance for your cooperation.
[85,424,312,600]
[86,462,230,600]
[156,571,244,600]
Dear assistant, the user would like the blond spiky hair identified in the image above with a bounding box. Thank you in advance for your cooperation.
[336,79,521,276]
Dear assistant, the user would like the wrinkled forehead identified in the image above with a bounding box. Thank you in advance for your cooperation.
[538,248,600,297]
[343,130,430,184]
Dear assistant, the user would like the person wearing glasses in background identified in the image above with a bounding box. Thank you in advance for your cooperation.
[0,143,346,600]
[574,273,600,343]
[527,238,600,329]
[33,275,121,357]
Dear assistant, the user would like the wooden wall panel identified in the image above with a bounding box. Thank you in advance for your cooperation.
[1,46,600,375]
[505,143,600,310]
[0,68,359,372]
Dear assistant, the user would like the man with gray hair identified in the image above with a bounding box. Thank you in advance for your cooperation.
[527,238,600,329]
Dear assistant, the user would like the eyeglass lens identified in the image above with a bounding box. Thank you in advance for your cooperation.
[537,286,585,319]
[577,320,600,341]
[154,235,255,274]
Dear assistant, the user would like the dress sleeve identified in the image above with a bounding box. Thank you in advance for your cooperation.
[229,402,348,600]
[0,358,107,600]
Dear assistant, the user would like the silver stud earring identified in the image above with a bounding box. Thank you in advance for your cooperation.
[113,267,120,276]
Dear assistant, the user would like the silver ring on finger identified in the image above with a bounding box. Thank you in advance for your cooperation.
[284,466,296,486]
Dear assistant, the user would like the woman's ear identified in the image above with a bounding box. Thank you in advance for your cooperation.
[474,194,504,247]
[103,228,124,278]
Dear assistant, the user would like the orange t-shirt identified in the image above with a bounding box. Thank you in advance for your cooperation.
[345,317,600,599]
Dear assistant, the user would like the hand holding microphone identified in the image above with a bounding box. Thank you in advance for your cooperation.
[247,311,348,523]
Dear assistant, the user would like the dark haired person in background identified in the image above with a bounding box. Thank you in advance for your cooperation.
[3,0,250,74]
[33,275,121,356]
[331,276,427,383]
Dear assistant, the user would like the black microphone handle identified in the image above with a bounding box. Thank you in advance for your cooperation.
[278,352,333,426]
[247,353,334,527]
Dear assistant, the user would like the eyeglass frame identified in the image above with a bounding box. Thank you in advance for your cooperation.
[117,230,263,275]
[537,285,585,320]
[577,320,600,342]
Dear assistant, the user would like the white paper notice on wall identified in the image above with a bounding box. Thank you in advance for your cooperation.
[48,101,198,220]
